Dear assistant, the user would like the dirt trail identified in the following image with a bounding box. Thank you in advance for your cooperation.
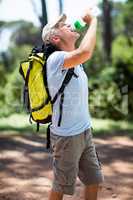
[0,132,132,200]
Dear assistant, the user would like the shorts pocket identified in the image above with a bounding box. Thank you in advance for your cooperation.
[53,159,77,186]
[50,133,70,158]
[50,133,60,153]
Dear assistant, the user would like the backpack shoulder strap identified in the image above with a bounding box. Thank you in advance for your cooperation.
[51,68,77,127]
[51,68,75,104]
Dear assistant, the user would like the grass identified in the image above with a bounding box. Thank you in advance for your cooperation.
[0,114,47,135]
[92,118,133,137]
[0,114,133,137]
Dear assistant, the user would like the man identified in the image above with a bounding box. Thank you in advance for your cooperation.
[42,10,104,200]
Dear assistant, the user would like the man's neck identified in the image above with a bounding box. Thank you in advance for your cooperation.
[59,42,75,52]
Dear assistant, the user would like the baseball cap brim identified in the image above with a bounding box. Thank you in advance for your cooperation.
[51,13,67,28]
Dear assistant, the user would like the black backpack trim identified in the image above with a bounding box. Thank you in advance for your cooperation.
[23,60,33,112]
[31,97,49,112]
[58,92,64,126]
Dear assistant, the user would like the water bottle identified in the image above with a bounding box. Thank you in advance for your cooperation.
[73,5,100,32]
[74,19,86,32]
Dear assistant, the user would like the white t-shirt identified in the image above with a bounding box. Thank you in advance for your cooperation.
[46,51,91,136]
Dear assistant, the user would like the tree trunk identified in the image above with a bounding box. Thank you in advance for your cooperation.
[30,0,48,28]
[102,0,113,62]
[58,0,63,14]
[40,0,48,28]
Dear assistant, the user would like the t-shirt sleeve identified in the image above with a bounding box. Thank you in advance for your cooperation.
[46,51,67,74]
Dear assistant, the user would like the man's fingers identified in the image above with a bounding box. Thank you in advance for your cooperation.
[81,9,94,24]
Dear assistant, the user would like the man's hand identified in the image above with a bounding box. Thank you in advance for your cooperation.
[82,9,96,25]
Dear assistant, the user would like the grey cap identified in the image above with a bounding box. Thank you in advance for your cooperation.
[42,14,67,43]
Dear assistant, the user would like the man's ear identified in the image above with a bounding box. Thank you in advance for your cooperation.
[51,35,60,45]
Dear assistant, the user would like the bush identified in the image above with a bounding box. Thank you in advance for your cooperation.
[88,66,128,120]
[0,45,32,117]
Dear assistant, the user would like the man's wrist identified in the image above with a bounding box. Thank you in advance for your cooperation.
[85,17,97,27]
[90,17,97,24]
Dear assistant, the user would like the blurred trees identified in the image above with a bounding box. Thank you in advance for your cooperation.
[85,0,133,120]
[12,21,40,46]
[112,0,133,117]
[0,0,132,120]
[0,20,35,116]
[102,0,113,62]
[40,0,48,27]
[31,0,47,28]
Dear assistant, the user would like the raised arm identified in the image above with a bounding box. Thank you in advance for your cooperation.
[64,13,97,68]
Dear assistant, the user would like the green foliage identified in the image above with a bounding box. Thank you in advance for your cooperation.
[4,67,23,115]
[87,34,132,119]
[112,35,133,71]
[85,0,133,120]
[0,114,47,134]
[0,0,132,122]
[88,66,127,120]
[0,114,133,136]
[112,34,133,119]
[8,44,32,71]
[0,45,32,117]
[11,21,41,46]
[0,64,7,86]
[0,68,23,117]
[123,0,133,39]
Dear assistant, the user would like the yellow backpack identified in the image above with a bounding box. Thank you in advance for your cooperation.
[19,45,76,148]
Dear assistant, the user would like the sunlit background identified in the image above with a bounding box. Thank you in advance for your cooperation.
[0,2,132,200]
[0,0,126,25]
[0,0,132,124]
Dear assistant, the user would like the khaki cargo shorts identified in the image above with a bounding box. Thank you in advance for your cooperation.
[50,128,104,195]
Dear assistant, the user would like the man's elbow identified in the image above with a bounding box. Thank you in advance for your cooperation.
[80,49,93,62]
